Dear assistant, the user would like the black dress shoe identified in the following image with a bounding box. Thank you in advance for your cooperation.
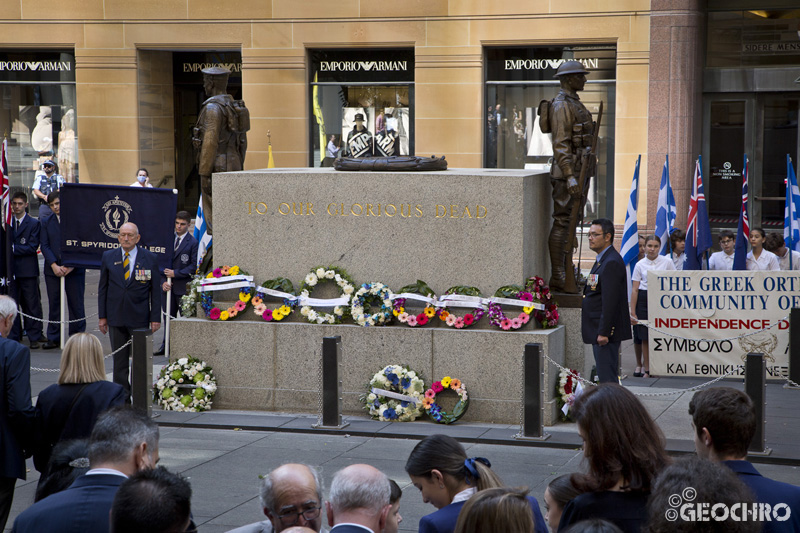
[154,348,165,356]
[42,341,59,350]
[29,341,41,349]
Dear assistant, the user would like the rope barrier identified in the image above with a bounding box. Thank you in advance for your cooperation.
[16,308,98,325]
[30,338,132,373]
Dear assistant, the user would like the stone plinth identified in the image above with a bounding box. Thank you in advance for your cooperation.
[171,319,565,425]
[214,168,551,295]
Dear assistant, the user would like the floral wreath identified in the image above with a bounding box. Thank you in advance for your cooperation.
[200,265,255,321]
[525,276,560,328]
[179,275,204,318]
[422,376,469,424]
[437,286,485,329]
[351,282,393,326]
[154,356,217,412]
[363,364,425,421]
[253,277,297,322]
[556,368,582,422]
[486,285,534,331]
[393,280,437,327]
[299,266,355,324]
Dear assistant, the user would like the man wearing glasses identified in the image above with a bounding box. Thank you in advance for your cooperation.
[228,463,327,533]
[31,160,64,219]
[582,218,631,383]
[708,230,736,271]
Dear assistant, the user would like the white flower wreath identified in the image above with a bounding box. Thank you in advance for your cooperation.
[350,282,393,326]
[363,364,426,422]
[298,266,355,324]
[154,356,217,412]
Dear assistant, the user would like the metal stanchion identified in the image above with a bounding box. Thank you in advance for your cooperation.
[516,342,551,441]
[745,352,771,456]
[789,308,800,389]
[313,336,349,429]
[132,328,154,416]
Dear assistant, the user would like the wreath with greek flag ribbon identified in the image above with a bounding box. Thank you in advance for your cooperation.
[363,364,425,421]
[198,266,255,321]
[393,280,437,327]
[253,277,298,322]
[423,376,469,424]
[299,266,355,324]
[486,285,545,331]
[351,282,394,326]
[437,286,485,329]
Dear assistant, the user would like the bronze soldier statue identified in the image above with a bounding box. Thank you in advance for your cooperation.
[547,60,595,292]
[193,66,249,234]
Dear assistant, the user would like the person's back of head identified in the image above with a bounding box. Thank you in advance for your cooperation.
[58,333,107,385]
[0,294,18,337]
[562,518,624,533]
[688,387,755,461]
[110,466,192,533]
[405,434,503,492]
[327,464,391,530]
[88,406,159,474]
[34,439,90,502]
[645,456,759,533]
[454,487,534,533]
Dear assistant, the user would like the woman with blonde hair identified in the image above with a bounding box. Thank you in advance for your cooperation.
[454,487,536,533]
[33,333,126,476]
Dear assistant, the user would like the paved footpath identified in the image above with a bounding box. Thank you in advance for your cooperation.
[8,266,800,531]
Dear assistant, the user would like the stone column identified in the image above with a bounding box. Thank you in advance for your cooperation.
[647,0,705,232]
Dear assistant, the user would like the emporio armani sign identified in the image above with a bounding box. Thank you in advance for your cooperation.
[320,60,408,72]
[504,58,599,70]
[0,61,72,71]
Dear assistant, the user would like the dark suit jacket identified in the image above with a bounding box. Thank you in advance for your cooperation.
[558,490,648,533]
[12,215,40,278]
[161,233,198,296]
[582,245,632,344]
[12,473,124,533]
[98,246,161,328]
[724,460,800,533]
[0,337,36,480]
[419,496,548,533]
[33,381,126,473]
[329,525,373,533]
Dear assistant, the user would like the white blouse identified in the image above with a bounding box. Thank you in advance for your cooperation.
[632,255,675,291]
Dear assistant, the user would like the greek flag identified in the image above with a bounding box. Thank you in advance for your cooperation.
[194,192,212,269]
[785,155,800,256]
[654,155,676,255]
[620,155,641,289]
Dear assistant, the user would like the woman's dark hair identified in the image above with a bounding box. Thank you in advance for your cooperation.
[389,478,402,505]
[405,434,503,491]
[645,235,661,246]
[454,487,534,533]
[571,384,670,493]
[562,519,624,533]
[35,439,90,502]
[547,474,583,508]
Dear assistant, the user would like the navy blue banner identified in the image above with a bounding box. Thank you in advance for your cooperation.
[60,184,177,269]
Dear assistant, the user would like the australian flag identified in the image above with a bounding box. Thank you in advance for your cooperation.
[684,156,712,270]
[733,155,750,270]
[0,139,13,294]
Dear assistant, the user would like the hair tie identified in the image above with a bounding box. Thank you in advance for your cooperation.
[68,458,90,468]
[463,457,491,485]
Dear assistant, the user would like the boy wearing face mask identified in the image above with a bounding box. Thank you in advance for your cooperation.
[130,168,154,188]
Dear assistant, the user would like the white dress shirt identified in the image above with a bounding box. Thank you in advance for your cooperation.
[632,255,675,291]
[709,250,735,271]
[746,249,780,271]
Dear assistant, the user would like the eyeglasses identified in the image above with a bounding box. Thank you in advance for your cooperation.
[720,239,733,244]
[277,506,321,526]
[43,164,54,168]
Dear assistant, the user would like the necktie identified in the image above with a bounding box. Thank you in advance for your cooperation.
[123,252,130,281]
[174,235,181,251]
[15,219,19,233]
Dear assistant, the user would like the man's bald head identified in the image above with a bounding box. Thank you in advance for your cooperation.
[329,464,390,516]
[118,222,140,252]
[261,464,323,532]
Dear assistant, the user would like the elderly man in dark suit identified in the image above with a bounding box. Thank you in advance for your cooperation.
[326,464,391,533]
[0,295,36,531]
[582,218,631,383]
[156,210,198,355]
[9,192,43,348]
[12,406,159,533]
[39,191,86,349]
[98,222,161,397]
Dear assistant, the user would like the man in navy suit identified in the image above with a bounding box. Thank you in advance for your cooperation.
[39,191,86,349]
[98,222,161,397]
[326,464,391,533]
[156,210,198,355]
[581,218,631,383]
[12,406,159,533]
[690,387,800,532]
[0,296,36,531]
[9,192,43,348]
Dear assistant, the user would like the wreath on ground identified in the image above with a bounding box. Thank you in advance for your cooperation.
[423,376,469,424]
[437,286,485,329]
[351,282,394,326]
[253,277,297,322]
[299,266,355,324]
[200,265,255,321]
[556,368,582,422]
[487,285,534,331]
[363,364,425,422]
[393,280,437,327]
[525,276,560,328]
[180,276,204,317]
[154,356,217,412]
